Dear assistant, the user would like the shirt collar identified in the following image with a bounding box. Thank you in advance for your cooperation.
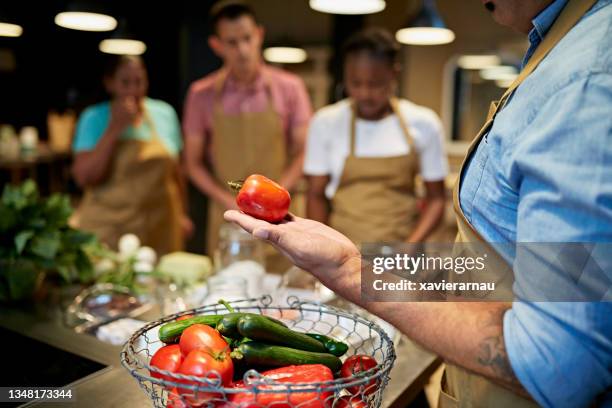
[529,0,568,44]
[522,0,568,67]
[225,64,267,92]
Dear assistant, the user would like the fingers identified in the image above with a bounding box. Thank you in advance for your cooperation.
[223,210,271,235]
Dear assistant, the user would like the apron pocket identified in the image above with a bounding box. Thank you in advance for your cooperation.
[438,370,459,408]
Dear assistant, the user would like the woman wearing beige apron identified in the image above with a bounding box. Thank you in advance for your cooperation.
[71,56,190,255]
[305,28,447,245]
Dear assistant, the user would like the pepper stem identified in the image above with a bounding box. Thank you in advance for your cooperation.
[218,299,236,313]
[227,180,244,193]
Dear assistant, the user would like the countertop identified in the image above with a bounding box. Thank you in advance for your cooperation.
[0,296,440,408]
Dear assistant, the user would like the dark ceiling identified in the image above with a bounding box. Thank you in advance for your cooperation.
[0,0,427,134]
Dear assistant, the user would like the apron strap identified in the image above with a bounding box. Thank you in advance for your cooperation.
[489,0,597,120]
[389,97,418,156]
[349,102,358,157]
[142,105,161,141]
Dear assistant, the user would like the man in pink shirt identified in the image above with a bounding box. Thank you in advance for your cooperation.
[183,1,312,254]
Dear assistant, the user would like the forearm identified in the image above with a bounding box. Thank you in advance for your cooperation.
[406,197,446,242]
[72,125,122,187]
[314,258,529,398]
[279,151,305,192]
[306,193,329,224]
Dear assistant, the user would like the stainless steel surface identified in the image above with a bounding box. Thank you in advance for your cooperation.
[0,294,439,408]
[0,302,149,408]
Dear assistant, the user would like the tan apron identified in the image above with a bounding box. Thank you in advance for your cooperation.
[440,1,597,406]
[330,98,419,245]
[74,110,183,256]
[207,70,288,264]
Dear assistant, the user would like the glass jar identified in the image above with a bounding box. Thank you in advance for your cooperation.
[214,223,266,298]
[202,275,248,305]
[215,222,265,271]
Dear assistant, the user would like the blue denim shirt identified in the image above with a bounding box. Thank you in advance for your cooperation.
[458,0,612,406]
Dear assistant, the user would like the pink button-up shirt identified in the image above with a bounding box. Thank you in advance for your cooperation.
[182,65,312,150]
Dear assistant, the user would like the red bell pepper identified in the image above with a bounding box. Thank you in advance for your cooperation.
[226,364,334,408]
[228,174,291,223]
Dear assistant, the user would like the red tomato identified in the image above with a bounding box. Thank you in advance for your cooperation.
[150,345,184,383]
[331,396,369,408]
[340,355,378,396]
[179,324,229,356]
[233,174,291,223]
[176,314,193,321]
[176,348,234,405]
[166,388,189,408]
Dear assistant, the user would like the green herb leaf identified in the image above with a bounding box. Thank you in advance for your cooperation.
[56,265,73,283]
[30,231,61,260]
[14,230,34,254]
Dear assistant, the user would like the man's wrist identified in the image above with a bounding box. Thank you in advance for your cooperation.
[321,254,361,303]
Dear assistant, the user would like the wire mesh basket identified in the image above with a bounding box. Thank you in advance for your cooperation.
[121,295,396,407]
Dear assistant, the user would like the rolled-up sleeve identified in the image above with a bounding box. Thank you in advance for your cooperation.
[72,106,105,152]
[503,72,612,408]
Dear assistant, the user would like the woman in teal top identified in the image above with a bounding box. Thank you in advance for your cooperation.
[71,55,192,255]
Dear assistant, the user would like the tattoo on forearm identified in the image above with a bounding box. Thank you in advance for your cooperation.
[477,334,515,379]
[475,308,525,393]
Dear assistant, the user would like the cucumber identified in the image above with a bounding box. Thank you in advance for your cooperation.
[237,315,327,353]
[216,313,245,339]
[305,333,349,357]
[158,315,222,343]
[231,341,342,372]
[217,313,288,339]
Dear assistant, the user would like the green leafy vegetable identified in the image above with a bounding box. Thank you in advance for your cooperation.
[0,180,97,301]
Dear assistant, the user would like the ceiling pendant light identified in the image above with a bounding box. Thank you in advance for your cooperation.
[495,79,515,88]
[99,20,146,56]
[264,46,307,64]
[99,39,146,55]
[309,0,386,15]
[457,55,501,70]
[479,65,518,81]
[396,0,455,45]
[0,11,23,37]
[0,22,23,37]
[55,3,116,32]
[55,12,117,32]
